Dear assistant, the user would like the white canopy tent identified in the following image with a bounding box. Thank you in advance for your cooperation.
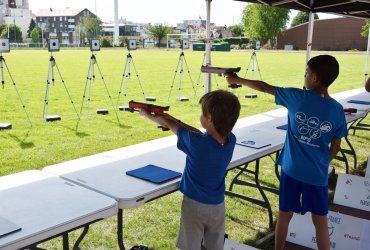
[203,0,370,93]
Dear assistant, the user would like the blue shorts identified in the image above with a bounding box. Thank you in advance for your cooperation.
[279,171,328,216]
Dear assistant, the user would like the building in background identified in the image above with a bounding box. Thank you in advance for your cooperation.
[277,17,368,50]
[0,0,33,41]
[36,7,96,45]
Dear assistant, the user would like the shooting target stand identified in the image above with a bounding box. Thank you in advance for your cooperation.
[80,53,119,119]
[168,51,197,102]
[43,53,80,122]
[244,51,262,99]
[0,53,32,129]
[116,51,155,112]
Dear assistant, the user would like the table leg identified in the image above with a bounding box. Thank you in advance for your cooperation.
[117,209,126,250]
[63,233,69,250]
[342,136,357,169]
[274,151,280,181]
[225,159,276,228]
[348,112,370,135]
[72,226,89,250]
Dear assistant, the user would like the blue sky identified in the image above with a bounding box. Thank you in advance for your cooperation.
[29,0,339,26]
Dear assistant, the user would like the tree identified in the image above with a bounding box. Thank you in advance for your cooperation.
[242,4,290,48]
[27,19,36,38]
[361,20,370,37]
[78,16,103,40]
[228,24,244,37]
[145,23,173,48]
[0,24,23,42]
[290,12,319,28]
[30,28,40,43]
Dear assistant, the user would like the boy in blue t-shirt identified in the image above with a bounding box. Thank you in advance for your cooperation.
[226,55,347,250]
[140,90,240,250]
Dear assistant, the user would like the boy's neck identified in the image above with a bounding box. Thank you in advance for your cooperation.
[207,129,227,145]
[312,85,330,98]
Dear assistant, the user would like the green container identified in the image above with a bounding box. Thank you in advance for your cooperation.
[212,43,230,51]
[192,43,205,51]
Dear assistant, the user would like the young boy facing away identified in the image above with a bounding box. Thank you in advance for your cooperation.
[225,55,348,250]
[140,90,240,250]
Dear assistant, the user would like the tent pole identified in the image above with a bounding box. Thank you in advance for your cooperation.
[364,24,370,84]
[305,11,315,66]
[114,0,119,46]
[204,0,212,94]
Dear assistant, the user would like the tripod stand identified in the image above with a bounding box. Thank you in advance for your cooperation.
[43,53,80,122]
[80,54,120,123]
[168,51,197,101]
[116,51,155,111]
[244,51,262,98]
[0,54,32,129]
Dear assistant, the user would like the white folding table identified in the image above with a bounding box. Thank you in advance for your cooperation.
[0,170,117,250]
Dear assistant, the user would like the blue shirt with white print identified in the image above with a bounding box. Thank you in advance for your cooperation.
[275,87,347,186]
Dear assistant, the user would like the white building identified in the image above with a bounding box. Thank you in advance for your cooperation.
[0,0,33,41]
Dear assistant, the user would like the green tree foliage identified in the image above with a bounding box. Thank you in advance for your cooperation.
[145,23,173,48]
[27,19,36,38]
[78,16,103,39]
[30,28,40,43]
[0,24,23,42]
[0,25,6,35]
[361,20,370,37]
[290,11,319,28]
[100,36,113,47]
[228,24,244,37]
[242,4,290,48]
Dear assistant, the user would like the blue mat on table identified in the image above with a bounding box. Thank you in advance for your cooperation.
[347,100,370,105]
[0,216,21,238]
[276,124,288,130]
[126,165,182,184]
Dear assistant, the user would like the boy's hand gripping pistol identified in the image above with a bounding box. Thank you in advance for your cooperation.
[200,65,242,89]
[127,100,171,131]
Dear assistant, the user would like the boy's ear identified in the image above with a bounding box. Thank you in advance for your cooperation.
[206,113,213,123]
[313,73,320,84]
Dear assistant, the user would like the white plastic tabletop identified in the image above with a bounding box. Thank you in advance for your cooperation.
[0,170,117,250]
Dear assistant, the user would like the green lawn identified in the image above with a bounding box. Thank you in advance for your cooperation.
[0,48,369,249]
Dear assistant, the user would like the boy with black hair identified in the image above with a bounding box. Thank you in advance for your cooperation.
[225,55,347,250]
[140,90,240,250]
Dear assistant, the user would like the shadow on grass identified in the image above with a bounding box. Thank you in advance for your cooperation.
[7,129,35,149]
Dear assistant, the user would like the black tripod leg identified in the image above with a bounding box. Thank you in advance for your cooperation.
[168,57,181,101]
[95,60,121,125]
[183,55,197,98]
[54,61,80,119]
[116,56,130,108]
[80,58,93,114]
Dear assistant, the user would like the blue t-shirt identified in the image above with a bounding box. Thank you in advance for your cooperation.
[177,127,236,204]
[275,87,348,186]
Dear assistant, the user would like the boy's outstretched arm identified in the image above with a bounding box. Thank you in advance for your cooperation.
[329,138,342,160]
[225,73,275,95]
[140,109,201,134]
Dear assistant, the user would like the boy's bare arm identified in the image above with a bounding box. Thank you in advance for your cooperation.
[329,138,342,160]
[225,73,275,95]
[140,110,201,134]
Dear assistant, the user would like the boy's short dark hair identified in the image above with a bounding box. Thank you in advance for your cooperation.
[199,90,240,137]
[307,55,339,87]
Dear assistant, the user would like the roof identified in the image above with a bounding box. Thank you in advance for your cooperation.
[233,0,370,19]
[36,8,84,17]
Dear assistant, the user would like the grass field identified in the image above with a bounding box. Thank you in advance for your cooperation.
[0,48,369,249]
